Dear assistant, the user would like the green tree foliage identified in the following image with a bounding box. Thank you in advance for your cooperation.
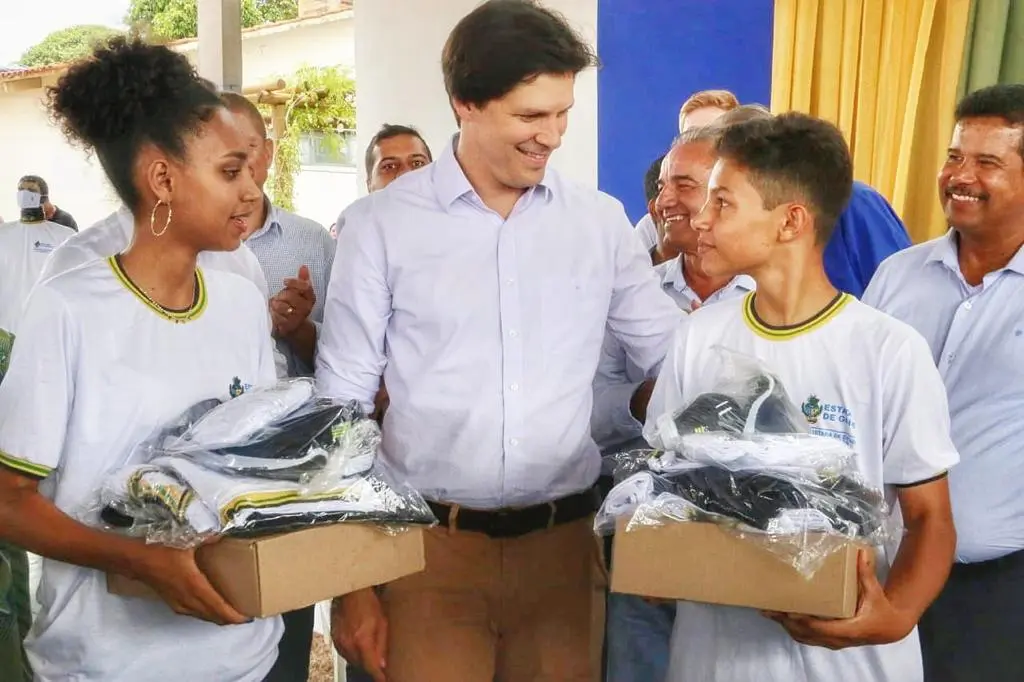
[19,26,123,67]
[263,65,356,210]
[126,0,299,41]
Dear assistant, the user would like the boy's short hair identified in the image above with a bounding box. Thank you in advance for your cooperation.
[716,112,853,244]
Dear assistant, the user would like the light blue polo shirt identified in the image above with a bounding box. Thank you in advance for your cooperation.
[863,230,1024,563]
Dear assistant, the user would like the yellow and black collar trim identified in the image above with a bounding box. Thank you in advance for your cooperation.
[742,291,851,341]
[108,256,207,324]
[0,449,53,480]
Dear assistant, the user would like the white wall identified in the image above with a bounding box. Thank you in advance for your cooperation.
[0,90,117,225]
[294,166,359,228]
[0,13,357,227]
[176,14,356,86]
[353,0,598,192]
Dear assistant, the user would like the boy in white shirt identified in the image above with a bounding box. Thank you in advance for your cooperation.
[645,112,959,682]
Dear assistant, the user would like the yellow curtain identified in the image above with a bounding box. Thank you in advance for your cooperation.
[771,0,972,243]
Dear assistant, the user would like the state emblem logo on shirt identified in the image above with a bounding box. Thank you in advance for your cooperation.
[229,377,245,398]
[802,395,823,424]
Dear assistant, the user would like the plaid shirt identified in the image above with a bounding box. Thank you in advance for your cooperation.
[245,201,335,377]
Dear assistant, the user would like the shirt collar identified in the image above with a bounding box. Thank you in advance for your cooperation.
[661,257,756,299]
[432,134,554,210]
[247,197,282,241]
[927,228,1024,278]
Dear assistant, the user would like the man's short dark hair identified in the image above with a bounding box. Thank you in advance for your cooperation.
[18,175,49,199]
[220,91,267,138]
[716,112,853,244]
[442,0,598,109]
[364,124,433,177]
[955,84,1024,159]
[644,155,665,203]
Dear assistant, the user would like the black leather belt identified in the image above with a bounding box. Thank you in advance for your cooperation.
[428,488,600,539]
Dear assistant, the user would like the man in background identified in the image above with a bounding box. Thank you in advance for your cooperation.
[634,155,680,266]
[221,91,337,682]
[17,175,77,232]
[365,123,433,192]
[0,177,74,682]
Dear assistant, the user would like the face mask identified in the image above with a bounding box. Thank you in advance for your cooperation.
[16,190,42,209]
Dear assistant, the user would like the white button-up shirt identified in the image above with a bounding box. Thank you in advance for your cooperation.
[316,137,682,508]
[591,258,753,454]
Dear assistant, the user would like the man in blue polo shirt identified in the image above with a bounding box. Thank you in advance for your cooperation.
[863,83,1024,682]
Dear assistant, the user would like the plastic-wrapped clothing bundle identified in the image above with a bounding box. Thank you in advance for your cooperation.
[597,461,889,576]
[80,379,436,547]
[648,353,809,452]
[97,456,435,545]
[603,350,891,577]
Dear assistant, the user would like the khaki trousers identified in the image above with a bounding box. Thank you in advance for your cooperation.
[381,517,606,682]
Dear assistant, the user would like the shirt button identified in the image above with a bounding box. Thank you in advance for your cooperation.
[509,329,519,338]
[510,383,520,391]
[964,301,973,310]
[947,353,956,362]
[506,278,516,285]
[509,438,519,446]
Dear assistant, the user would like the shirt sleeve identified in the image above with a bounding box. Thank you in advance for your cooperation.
[859,254,896,310]
[880,331,960,485]
[642,315,692,448]
[0,285,76,479]
[591,332,644,453]
[315,201,390,411]
[605,200,683,378]
[827,183,911,297]
[634,214,658,253]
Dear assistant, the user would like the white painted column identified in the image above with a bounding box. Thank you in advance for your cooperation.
[353,0,598,192]
[197,0,244,92]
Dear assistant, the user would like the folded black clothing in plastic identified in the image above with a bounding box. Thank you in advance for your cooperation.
[141,391,376,480]
[661,466,883,537]
[598,464,885,540]
[652,372,807,452]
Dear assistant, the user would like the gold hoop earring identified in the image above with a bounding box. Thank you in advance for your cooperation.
[150,200,172,237]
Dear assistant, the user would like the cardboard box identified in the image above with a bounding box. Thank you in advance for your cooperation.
[610,520,862,618]
[108,524,425,618]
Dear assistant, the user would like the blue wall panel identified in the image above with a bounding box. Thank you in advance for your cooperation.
[597,0,775,222]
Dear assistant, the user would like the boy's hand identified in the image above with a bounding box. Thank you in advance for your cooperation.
[762,550,916,650]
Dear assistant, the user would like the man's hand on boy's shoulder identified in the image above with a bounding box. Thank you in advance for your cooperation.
[761,550,916,650]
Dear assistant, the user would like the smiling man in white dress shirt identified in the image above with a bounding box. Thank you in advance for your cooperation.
[317,2,681,681]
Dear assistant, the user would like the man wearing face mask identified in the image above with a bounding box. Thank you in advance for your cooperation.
[0,178,75,335]
[0,177,74,682]
[16,176,78,233]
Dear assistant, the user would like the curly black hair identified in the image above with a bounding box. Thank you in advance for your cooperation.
[716,112,853,244]
[47,36,222,211]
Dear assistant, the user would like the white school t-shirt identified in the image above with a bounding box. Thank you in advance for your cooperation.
[0,257,283,682]
[645,292,960,682]
[0,219,74,334]
[38,207,289,378]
